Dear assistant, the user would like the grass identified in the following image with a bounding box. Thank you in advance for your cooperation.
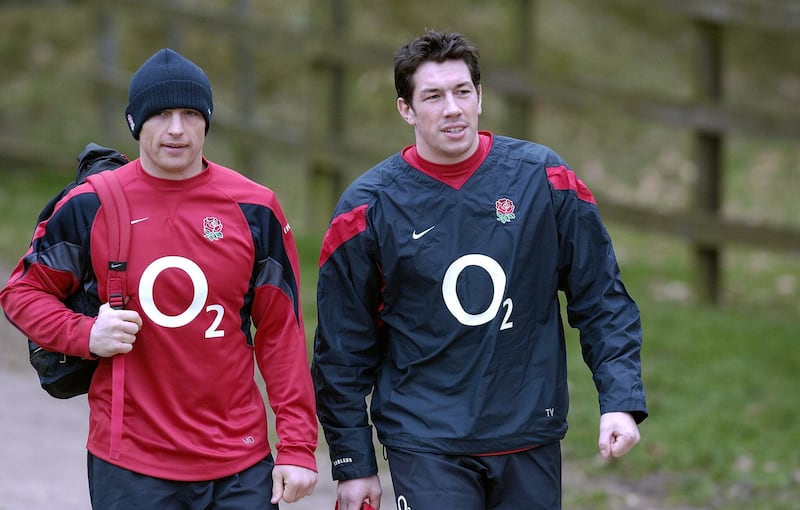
[0,167,71,262]
[565,292,799,508]
[558,226,799,509]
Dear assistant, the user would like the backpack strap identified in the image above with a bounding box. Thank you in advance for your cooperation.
[87,171,131,310]
[86,170,131,461]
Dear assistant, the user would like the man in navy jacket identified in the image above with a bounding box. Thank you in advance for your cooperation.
[313,29,647,510]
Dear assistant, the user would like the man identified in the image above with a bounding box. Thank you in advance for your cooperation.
[312,30,647,510]
[0,48,317,508]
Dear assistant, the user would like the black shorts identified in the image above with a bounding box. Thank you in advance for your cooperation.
[87,452,276,509]
[385,442,562,510]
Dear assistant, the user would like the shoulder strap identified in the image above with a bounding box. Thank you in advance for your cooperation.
[85,170,131,461]
[86,171,131,309]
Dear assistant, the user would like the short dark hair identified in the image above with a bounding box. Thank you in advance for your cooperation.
[393,30,481,106]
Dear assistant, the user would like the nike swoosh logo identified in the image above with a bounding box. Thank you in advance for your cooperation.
[412,226,436,239]
[130,217,150,224]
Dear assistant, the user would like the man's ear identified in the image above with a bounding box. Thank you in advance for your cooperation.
[397,97,415,126]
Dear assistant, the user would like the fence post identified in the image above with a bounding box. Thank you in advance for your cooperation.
[307,0,349,230]
[167,0,186,50]
[692,20,724,304]
[96,3,118,139]
[234,0,260,175]
[505,0,536,139]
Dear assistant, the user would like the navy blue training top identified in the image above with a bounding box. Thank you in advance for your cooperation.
[312,133,647,481]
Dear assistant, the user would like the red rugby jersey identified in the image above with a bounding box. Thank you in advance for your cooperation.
[1,159,317,480]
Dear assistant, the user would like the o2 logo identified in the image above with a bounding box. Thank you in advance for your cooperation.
[441,254,513,331]
[138,256,225,338]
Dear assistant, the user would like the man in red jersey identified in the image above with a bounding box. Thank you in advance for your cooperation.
[0,48,317,508]
[313,30,647,510]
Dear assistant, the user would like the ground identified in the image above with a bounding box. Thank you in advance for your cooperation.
[0,315,695,510]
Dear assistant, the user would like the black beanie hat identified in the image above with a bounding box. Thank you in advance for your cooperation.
[124,48,213,140]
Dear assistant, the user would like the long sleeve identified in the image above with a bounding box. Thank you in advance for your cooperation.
[0,189,101,359]
[550,165,648,423]
[246,200,318,472]
[313,201,384,481]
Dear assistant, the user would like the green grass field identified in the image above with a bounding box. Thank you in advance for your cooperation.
[550,222,799,509]
[562,255,799,509]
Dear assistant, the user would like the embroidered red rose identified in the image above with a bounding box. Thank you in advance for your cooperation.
[203,216,224,241]
[495,198,516,224]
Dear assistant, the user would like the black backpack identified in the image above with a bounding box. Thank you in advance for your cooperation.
[27,143,129,399]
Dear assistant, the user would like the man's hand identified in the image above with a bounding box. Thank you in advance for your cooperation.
[337,475,382,510]
[598,411,641,459]
[271,464,317,504]
[89,303,142,357]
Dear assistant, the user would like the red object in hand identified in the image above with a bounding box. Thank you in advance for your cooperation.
[334,503,376,510]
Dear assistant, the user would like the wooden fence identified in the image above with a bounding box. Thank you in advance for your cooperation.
[8,0,800,304]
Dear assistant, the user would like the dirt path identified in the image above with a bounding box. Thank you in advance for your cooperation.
[0,367,91,510]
